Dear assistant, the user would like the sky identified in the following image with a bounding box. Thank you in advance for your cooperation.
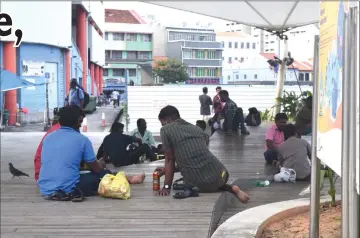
[103,1,229,29]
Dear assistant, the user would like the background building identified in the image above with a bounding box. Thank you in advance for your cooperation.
[103,9,153,91]
[0,1,104,125]
[163,27,223,84]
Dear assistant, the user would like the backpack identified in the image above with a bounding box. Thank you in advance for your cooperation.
[245,107,261,126]
[77,88,90,108]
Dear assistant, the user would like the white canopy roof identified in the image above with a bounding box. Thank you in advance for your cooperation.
[145,1,320,31]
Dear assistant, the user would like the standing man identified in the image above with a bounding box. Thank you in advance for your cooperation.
[213,86,223,114]
[199,87,213,121]
[218,90,250,135]
[65,79,84,109]
[111,90,120,108]
[155,105,249,203]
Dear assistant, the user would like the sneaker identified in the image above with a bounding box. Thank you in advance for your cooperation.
[241,129,250,135]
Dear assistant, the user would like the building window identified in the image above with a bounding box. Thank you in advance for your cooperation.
[196,68,205,76]
[228,57,232,63]
[240,57,244,62]
[126,33,137,41]
[208,51,216,59]
[246,42,250,49]
[187,68,193,76]
[103,69,109,76]
[186,34,195,40]
[113,33,125,41]
[228,42,232,48]
[113,69,125,76]
[234,42,238,48]
[139,34,152,42]
[105,32,109,40]
[305,73,310,81]
[236,74,239,80]
[112,51,122,59]
[244,74,247,79]
[196,50,205,59]
[222,57,224,60]
[127,51,137,59]
[208,68,216,76]
[128,69,137,77]
[254,74,258,79]
[241,42,244,49]
[221,41,224,47]
[105,50,111,59]
[227,75,231,81]
[252,43,256,49]
[235,57,238,60]
[139,52,150,59]
[183,50,192,58]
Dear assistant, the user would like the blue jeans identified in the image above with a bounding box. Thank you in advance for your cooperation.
[264,149,278,164]
[77,169,112,197]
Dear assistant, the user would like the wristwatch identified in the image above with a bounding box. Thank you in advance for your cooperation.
[164,185,171,190]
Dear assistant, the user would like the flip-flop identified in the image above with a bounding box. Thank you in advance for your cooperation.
[173,187,199,199]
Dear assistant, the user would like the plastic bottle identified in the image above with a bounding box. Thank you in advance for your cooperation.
[256,180,270,187]
[153,171,160,191]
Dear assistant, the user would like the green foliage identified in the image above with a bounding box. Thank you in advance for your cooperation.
[274,90,312,120]
[153,59,189,84]
[327,168,336,207]
[261,108,273,121]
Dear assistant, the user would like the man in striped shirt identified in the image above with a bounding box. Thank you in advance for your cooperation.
[155,105,249,203]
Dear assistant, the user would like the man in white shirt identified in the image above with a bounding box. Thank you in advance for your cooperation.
[111,91,120,107]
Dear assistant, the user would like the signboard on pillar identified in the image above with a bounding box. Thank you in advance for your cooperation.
[316,1,349,175]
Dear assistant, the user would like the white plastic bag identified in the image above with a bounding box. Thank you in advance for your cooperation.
[273,167,296,183]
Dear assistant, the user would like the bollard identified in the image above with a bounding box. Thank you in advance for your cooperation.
[101,112,105,127]
[82,117,88,132]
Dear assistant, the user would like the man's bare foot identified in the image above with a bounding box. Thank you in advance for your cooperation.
[232,185,250,204]
[128,173,146,184]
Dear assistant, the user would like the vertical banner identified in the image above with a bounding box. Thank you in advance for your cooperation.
[317,0,349,175]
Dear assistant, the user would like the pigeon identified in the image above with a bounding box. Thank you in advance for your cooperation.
[9,163,29,179]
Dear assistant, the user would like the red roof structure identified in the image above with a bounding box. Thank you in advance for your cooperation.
[105,9,146,24]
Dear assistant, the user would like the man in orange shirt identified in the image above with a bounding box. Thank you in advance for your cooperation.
[34,122,61,181]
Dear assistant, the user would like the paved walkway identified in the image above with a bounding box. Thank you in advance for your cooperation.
[0,124,340,238]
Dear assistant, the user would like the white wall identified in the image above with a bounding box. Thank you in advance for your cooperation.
[104,38,127,51]
[81,1,104,32]
[152,27,167,57]
[105,23,153,34]
[89,26,105,65]
[222,68,299,83]
[127,85,312,133]
[1,1,72,48]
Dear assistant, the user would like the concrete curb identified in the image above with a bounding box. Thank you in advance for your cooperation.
[211,194,341,238]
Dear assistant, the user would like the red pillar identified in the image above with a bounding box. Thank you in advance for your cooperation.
[99,67,104,93]
[3,42,17,125]
[65,50,71,94]
[76,5,87,91]
[90,63,95,95]
[94,64,99,96]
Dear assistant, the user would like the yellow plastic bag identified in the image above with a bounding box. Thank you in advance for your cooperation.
[98,171,130,199]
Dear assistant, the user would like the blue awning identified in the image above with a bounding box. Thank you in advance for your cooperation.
[0,69,35,92]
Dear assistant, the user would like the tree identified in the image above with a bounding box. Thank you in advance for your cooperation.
[153,59,189,84]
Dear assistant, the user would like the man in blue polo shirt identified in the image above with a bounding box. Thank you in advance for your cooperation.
[66,78,84,109]
[38,106,108,202]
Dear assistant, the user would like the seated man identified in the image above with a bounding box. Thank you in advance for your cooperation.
[295,96,312,136]
[196,120,207,131]
[37,106,145,202]
[264,113,288,164]
[218,90,250,135]
[155,105,249,203]
[277,124,312,181]
[102,122,157,167]
[131,118,162,154]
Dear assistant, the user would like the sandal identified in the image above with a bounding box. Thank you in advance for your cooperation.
[70,187,85,202]
[173,187,199,199]
[172,178,184,190]
[44,190,70,201]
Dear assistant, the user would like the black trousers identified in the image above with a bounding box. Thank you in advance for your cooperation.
[211,108,246,133]
[113,144,156,167]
